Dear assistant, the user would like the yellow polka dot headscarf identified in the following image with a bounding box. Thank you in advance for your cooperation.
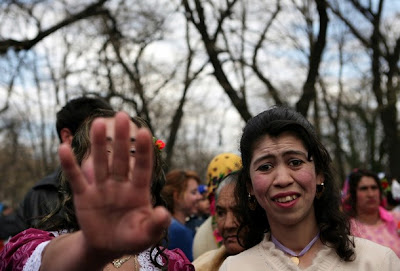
[207,153,242,215]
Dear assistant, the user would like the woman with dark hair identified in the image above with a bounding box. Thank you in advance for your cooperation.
[161,170,202,261]
[0,110,193,271]
[220,106,399,270]
[343,169,400,257]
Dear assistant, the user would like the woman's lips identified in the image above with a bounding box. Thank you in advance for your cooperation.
[224,235,238,243]
[272,193,300,208]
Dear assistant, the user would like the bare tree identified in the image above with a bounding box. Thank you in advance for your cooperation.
[295,0,329,116]
[2,0,400,205]
[181,0,329,118]
[182,0,252,121]
[328,0,400,178]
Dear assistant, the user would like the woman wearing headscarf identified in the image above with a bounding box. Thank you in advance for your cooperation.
[192,153,242,259]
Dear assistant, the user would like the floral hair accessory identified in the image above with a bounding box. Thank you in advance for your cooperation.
[380,177,391,195]
[153,137,166,150]
[378,174,400,200]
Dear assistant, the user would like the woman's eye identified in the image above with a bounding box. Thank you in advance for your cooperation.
[216,210,225,218]
[257,164,272,172]
[289,159,303,167]
[130,148,136,155]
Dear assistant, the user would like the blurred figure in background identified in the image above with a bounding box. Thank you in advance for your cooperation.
[0,201,13,252]
[0,96,112,240]
[162,170,202,261]
[0,201,13,217]
[192,153,242,260]
[193,170,245,271]
[186,184,210,233]
[342,168,400,257]
[197,185,211,217]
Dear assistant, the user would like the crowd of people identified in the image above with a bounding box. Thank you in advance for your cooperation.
[1,100,399,270]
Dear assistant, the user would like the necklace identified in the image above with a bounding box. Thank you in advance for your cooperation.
[112,255,132,268]
[105,255,139,271]
[271,231,320,266]
[133,255,138,270]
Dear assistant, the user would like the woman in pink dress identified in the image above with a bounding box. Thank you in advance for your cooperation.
[343,169,400,257]
[0,110,194,271]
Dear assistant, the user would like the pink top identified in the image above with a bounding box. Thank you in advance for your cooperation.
[350,207,400,257]
[0,228,194,271]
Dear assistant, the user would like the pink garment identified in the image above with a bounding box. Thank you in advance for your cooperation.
[166,248,195,271]
[350,207,400,258]
[0,228,54,271]
[0,228,194,271]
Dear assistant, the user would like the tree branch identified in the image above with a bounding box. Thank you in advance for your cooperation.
[0,0,109,54]
[296,0,328,116]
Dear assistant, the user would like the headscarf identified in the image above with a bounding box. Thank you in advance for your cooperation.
[206,153,242,245]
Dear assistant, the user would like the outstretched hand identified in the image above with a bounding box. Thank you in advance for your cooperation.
[58,112,171,259]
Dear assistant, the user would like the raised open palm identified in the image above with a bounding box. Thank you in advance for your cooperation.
[58,112,171,258]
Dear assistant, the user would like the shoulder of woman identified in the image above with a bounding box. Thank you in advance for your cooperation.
[219,242,264,270]
[164,248,195,271]
[352,236,398,257]
[389,209,400,221]
[193,246,226,269]
[4,228,55,250]
[218,253,251,271]
[0,228,55,270]
[349,237,400,269]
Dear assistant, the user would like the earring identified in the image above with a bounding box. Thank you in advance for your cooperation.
[315,183,325,199]
[248,193,257,210]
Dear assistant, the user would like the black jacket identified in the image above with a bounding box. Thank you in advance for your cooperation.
[0,170,61,239]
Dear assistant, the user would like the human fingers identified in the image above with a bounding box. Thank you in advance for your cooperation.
[149,207,171,241]
[59,143,86,194]
[138,206,171,248]
[149,206,171,233]
[111,112,131,182]
[90,118,109,185]
[131,128,153,193]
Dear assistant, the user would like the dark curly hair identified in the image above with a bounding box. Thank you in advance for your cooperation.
[40,109,169,270]
[236,106,355,261]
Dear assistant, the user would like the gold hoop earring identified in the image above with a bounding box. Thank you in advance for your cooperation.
[248,193,257,210]
[316,183,325,199]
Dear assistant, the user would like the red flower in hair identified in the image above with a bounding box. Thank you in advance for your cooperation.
[155,139,165,150]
